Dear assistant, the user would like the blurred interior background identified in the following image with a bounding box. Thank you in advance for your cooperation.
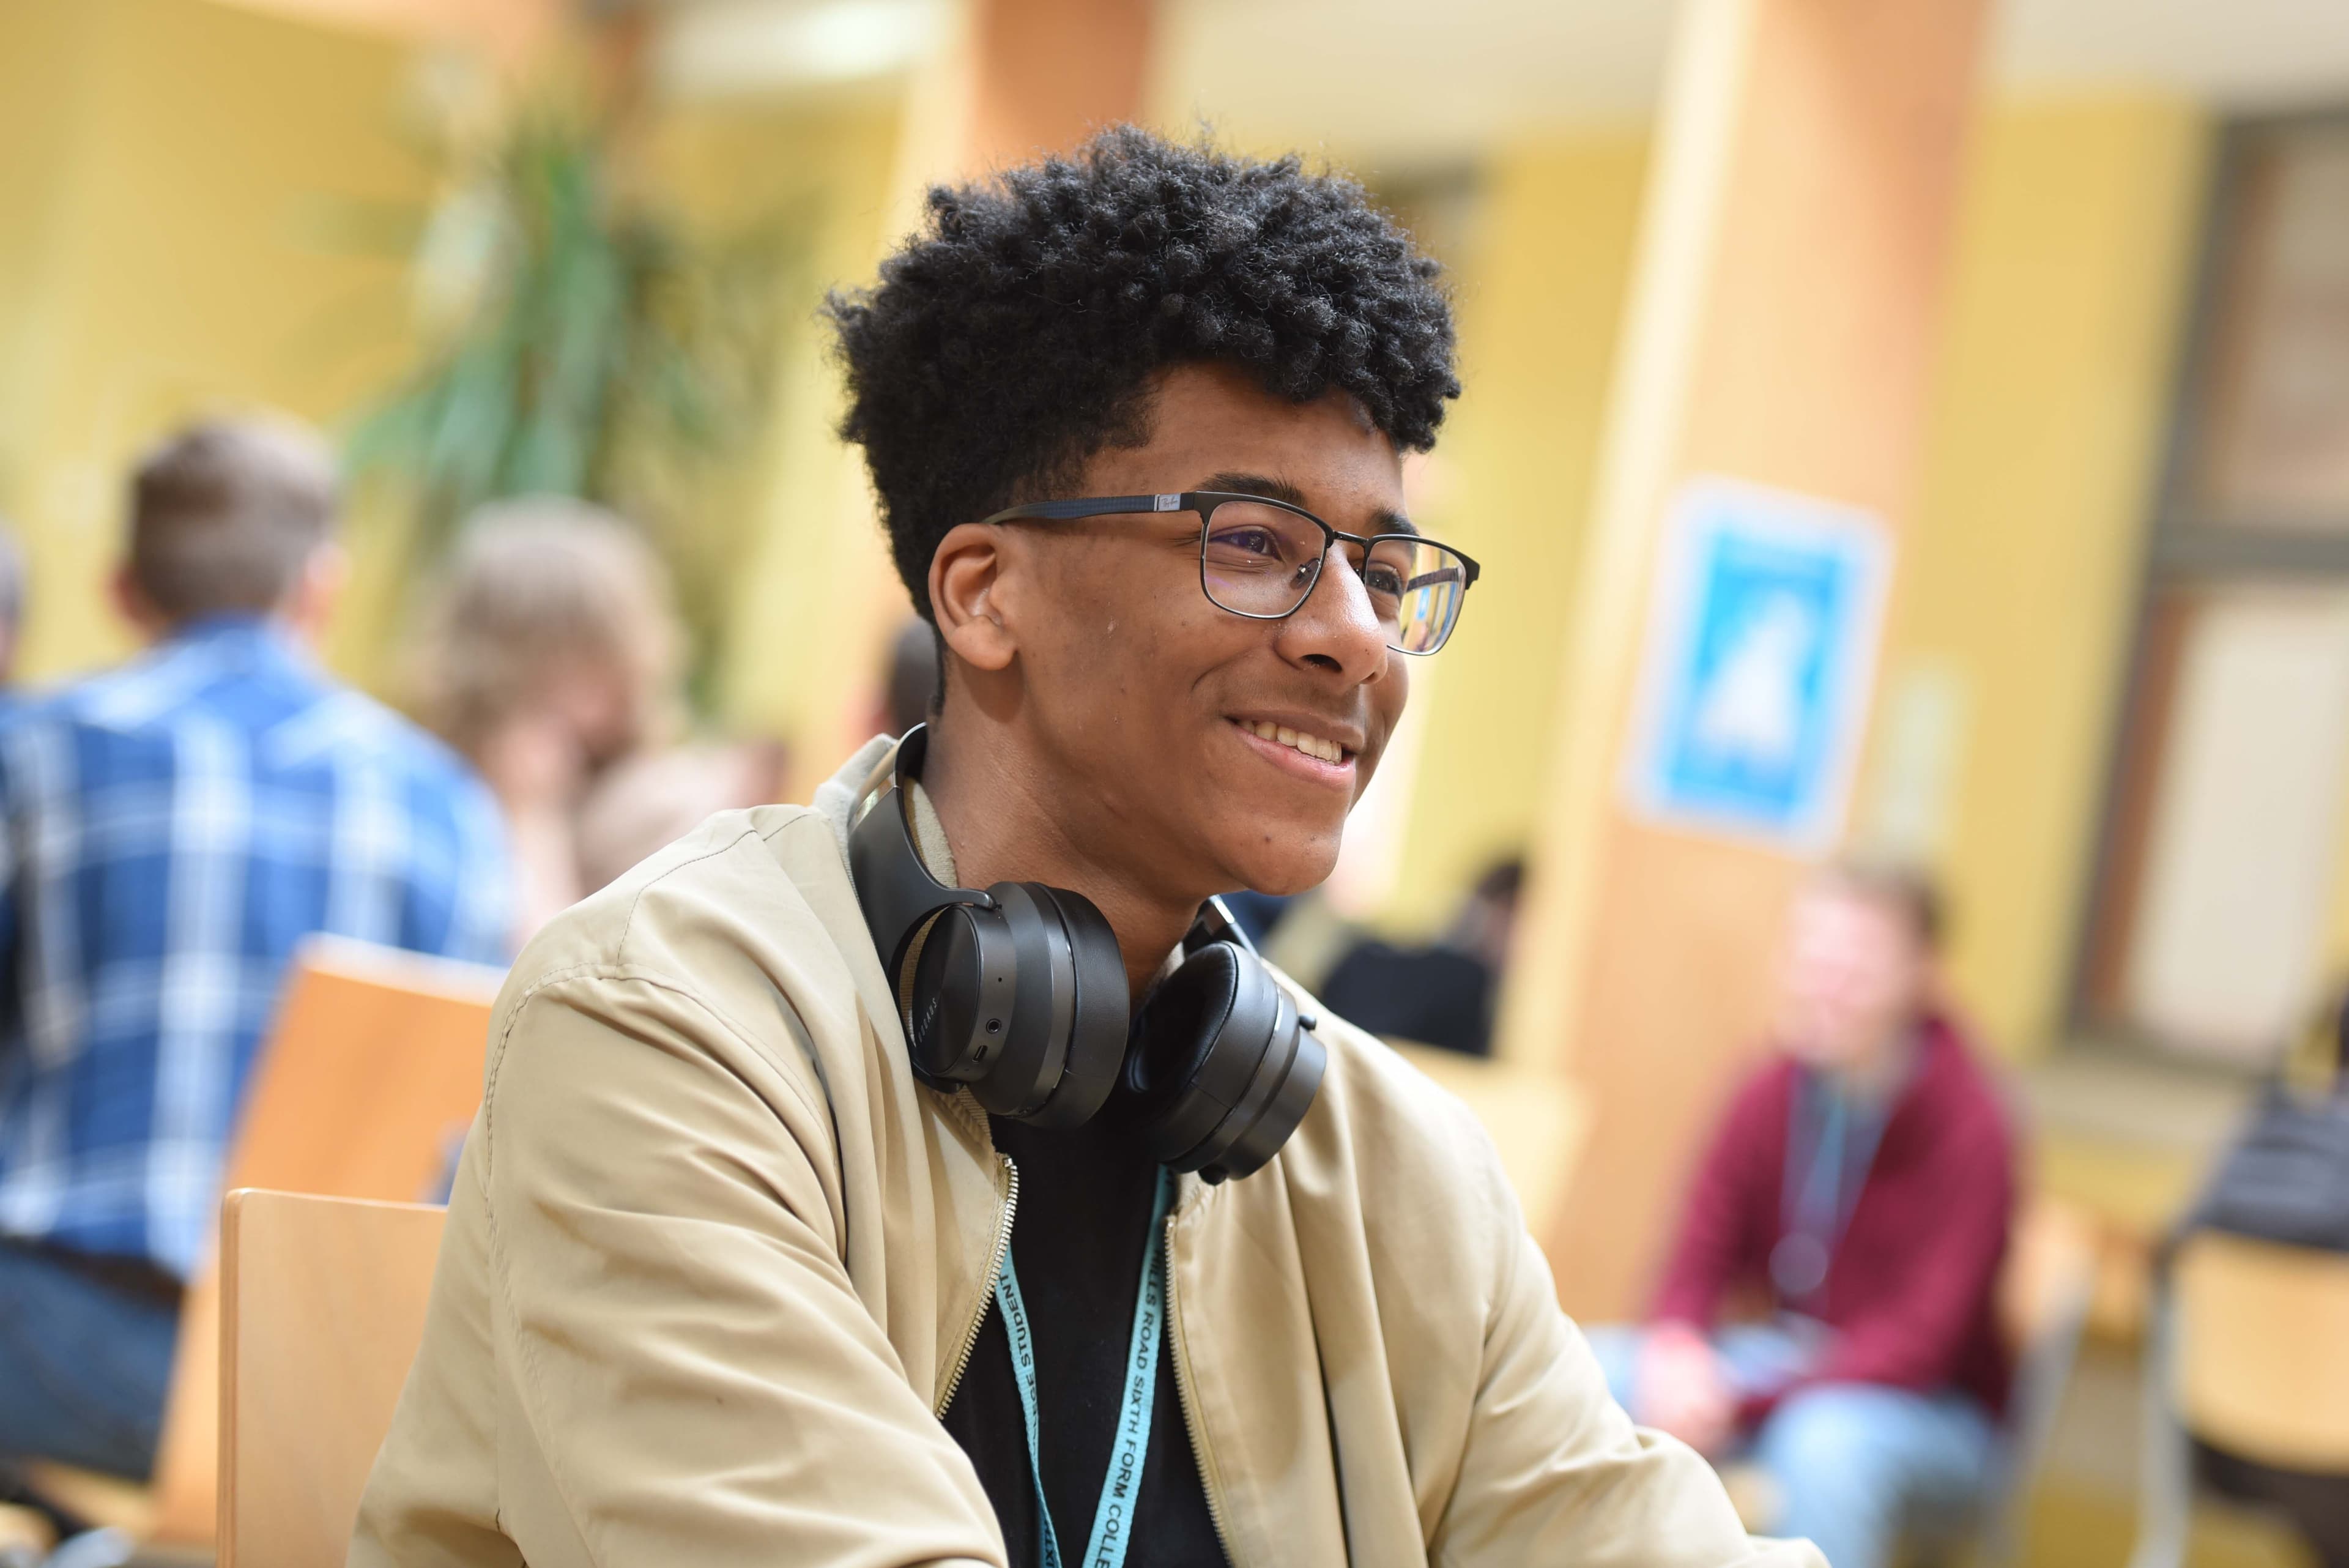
[5,0,2349,1562]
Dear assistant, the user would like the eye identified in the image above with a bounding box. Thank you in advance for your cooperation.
[1209,526,1286,560]
[1360,562,1406,598]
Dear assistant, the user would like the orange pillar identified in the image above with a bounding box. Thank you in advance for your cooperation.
[771,0,1160,787]
[1504,0,1991,1319]
[965,0,1154,168]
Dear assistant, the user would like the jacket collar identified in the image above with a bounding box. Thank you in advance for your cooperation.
[815,732,959,885]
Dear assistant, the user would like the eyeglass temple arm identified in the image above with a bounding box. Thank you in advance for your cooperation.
[982,494,1174,524]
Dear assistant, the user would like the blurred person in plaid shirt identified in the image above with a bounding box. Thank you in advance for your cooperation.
[0,417,510,1481]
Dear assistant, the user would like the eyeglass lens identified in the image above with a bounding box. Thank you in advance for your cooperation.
[1198,499,1468,654]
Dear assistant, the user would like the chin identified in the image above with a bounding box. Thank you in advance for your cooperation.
[1224,836,1343,899]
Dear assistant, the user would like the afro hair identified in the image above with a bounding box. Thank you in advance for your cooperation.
[825,125,1460,620]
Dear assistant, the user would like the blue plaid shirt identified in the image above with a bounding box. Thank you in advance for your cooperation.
[0,617,510,1277]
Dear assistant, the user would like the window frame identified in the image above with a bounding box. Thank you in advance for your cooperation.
[2068,104,2349,1067]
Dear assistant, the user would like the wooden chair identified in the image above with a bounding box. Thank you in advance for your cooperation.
[216,1191,447,1568]
[27,936,500,1550]
[1972,1197,2101,1566]
[2128,1231,2349,1568]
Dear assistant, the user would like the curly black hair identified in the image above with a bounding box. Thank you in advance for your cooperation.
[825,125,1460,620]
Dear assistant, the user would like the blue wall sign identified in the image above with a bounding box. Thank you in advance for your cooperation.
[1624,479,1893,851]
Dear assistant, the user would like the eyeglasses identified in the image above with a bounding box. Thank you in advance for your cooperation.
[979,491,1480,655]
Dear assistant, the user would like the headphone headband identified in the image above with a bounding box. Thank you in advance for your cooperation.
[847,726,993,979]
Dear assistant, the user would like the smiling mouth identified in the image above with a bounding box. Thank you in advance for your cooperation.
[1231,718,1354,765]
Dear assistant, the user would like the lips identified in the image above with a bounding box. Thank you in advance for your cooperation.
[1234,718,1349,764]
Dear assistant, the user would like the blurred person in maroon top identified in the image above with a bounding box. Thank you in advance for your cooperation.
[1589,861,2016,1568]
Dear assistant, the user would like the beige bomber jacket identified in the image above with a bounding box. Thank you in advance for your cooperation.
[352,738,1822,1568]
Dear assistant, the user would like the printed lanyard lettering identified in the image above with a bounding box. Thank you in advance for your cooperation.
[995,1167,1174,1568]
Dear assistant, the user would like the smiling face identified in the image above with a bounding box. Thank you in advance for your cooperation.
[930,362,1412,908]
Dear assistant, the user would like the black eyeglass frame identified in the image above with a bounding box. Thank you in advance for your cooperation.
[977,490,1482,655]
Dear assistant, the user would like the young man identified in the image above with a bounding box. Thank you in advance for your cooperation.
[1592,864,2015,1568]
[355,130,1817,1567]
[0,418,511,1480]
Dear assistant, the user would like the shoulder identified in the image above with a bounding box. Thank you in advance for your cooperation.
[0,665,180,797]
[1268,982,1524,1282]
[479,803,877,1143]
[264,684,463,778]
[1688,1049,1796,1156]
[1921,1015,2015,1134]
[2,660,161,740]
[501,803,860,1017]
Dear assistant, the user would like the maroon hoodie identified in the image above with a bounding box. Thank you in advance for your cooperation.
[1650,1013,2016,1422]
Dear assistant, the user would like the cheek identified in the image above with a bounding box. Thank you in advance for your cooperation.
[1353,660,1411,801]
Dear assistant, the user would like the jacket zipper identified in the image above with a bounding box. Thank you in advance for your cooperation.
[935,1151,1019,1417]
[1164,1197,1239,1565]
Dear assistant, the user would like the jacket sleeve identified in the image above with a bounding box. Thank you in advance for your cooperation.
[475,969,1005,1568]
[1652,1072,1776,1329]
[1430,1153,1825,1568]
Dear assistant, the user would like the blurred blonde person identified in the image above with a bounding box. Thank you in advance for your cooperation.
[411,498,680,943]
[574,738,789,895]
[0,417,507,1481]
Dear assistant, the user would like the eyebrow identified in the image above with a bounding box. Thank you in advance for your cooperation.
[1197,471,1417,537]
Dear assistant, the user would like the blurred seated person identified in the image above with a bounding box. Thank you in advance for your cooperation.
[573,738,790,894]
[1589,861,2014,1568]
[2164,988,2349,1568]
[0,417,510,1480]
[409,498,681,944]
[1319,856,1521,1055]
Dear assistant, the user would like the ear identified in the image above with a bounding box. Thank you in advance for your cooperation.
[109,562,169,641]
[928,522,1019,675]
[281,542,348,647]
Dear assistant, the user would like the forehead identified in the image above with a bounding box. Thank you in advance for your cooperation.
[1791,883,1918,945]
[1099,363,1405,518]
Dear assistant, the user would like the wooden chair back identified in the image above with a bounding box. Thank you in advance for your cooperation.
[2172,1229,2349,1472]
[145,936,500,1547]
[216,1191,447,1568]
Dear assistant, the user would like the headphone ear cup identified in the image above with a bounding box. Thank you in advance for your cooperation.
[1127,945,1324,1183]
[1124,942,1242,1141]
[903,903,1019,1087]
[1015,883,1129,1130]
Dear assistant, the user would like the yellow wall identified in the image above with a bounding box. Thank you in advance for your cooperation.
[0,9,2222,1045]
[0,0,426,683]
[1385,97,2210,1053]
[669,99,910,785]
[1380,132,1650,936]
[1869,95,2211,1055]
[646,95,905,753]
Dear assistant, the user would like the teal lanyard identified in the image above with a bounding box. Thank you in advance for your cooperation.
[995,1167,1175,1568]
[1773,1075,1891,1301]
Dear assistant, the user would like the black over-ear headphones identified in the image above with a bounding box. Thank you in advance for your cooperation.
[847,725,1326,1183]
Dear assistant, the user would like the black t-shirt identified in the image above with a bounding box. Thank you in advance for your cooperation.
[940,1114,1231,1568]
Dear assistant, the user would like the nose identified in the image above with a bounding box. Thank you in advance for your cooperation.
[1273,544,1390,679]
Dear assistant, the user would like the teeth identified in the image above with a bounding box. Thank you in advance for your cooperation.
[1244,719,1344,764]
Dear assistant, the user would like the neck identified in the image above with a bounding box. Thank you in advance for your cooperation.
[921,717,1201,1001]
[1828,1020,1921,1103]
